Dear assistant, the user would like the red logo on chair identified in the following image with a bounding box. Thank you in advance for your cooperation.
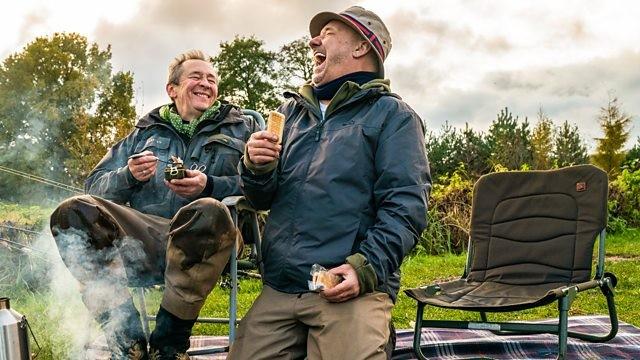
[576,182,587,192]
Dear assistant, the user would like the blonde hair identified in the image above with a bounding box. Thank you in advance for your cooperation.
[167,50,217,85]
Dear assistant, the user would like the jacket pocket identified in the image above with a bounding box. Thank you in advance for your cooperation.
[134,136,171,159]
[201,134,245,176]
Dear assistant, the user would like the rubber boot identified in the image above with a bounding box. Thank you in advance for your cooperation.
[97,299,148,360]
[148,306,196,360]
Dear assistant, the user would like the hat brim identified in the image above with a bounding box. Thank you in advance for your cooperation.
[309,11,385,78]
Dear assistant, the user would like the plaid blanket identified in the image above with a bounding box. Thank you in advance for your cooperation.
[88,316,639,359]
[392,316,638,360]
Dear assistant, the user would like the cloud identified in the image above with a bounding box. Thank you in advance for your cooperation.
[386,9,513,56]
[410,51,640,149]
[93,0,346,112]
[86,0,639,151]
[17,11,47,46]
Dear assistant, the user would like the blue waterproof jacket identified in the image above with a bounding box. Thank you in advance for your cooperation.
[86,104,258,218]
[241,81,431,301]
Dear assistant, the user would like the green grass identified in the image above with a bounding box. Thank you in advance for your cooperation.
[0,202,52,226]
[186,228,640,335]
[4,228,639,358]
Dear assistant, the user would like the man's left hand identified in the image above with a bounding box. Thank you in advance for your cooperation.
[165,169,207,198]
[320,264,360,303]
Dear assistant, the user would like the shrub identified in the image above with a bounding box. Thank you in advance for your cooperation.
[419,170,473,254]
[608,168,640,232]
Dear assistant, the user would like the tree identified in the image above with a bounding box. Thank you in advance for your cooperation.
[458,124,491,178]
[553,120,588,167]
[276,36,314,92]
[64,71,136,184]
[486,107,532,170]
[424,123,463,180]
[212,36,279,115]
[530,108,554,170]
[591,97,632,176]
[0,33,135,202]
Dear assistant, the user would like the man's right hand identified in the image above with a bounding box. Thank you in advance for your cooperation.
[247,131,282,165]
[127,150,157,182]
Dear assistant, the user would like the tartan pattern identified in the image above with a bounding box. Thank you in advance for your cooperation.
[88,316,638,359]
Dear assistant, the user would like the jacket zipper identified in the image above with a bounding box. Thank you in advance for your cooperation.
[314,124,323,142]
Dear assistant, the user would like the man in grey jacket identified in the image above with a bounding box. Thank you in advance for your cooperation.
[228,6,431,360]
[50,50,258,359]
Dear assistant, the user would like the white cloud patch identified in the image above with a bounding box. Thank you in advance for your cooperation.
[4,1,637,149]
[415,51,640,149]
[93,0,346,112]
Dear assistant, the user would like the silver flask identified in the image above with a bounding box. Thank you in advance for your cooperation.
[0,298,30,360]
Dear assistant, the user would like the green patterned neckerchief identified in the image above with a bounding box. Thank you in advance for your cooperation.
[159,101,221,137]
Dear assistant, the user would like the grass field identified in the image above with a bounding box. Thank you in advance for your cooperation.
[3,228,639,358]
[185,228,640,335]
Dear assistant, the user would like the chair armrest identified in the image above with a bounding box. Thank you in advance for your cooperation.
[222,195,264,213]
[550,279,601,298]
[222,195,244,207]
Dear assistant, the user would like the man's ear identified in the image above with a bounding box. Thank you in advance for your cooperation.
[353,41,372,59]
[166,83,177,100]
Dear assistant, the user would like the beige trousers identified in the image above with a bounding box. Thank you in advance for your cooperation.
[227,285,393,360]
[50,194,236,319]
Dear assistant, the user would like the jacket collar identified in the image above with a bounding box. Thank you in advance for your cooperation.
[285,78,395,119]
[136,103,241,131]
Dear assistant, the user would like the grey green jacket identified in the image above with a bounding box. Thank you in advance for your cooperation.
[86,104,258,219]
[241,80,431,302]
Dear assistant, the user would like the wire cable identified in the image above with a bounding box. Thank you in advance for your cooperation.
[0,224,46,236]
[0,164,83,194]
[0,237,53,264]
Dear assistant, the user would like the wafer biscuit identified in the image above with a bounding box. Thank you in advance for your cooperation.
[267,111,285,144]
[312,271,342,290]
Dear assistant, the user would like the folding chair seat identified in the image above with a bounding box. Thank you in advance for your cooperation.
[405,165,618,360]
[136,109,265,356]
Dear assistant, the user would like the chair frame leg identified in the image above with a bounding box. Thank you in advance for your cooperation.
[412,278,618,360]
[412,302,428,360]
[228,207,238,343]
[556,289,573,359]
[135,287,151,341]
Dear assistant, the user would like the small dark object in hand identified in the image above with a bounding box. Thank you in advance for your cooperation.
[164,156,186,181]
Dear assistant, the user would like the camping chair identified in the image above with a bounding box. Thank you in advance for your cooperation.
[135,109,266,356]
[405,165,618,360]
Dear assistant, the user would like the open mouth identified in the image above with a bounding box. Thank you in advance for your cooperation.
[313,52,326,67]
[193,91,210,99]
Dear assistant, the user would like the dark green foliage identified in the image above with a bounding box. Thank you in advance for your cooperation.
[623,137,640,171]
[553,120,588,167]
[212,36,280,115]
[425,123,490,180]
[486,107,532,169]
[459,124,492,178]
[277,36,313,92]
[425,123,463,180]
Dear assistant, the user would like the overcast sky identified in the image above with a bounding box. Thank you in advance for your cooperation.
[4,0,639,148]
